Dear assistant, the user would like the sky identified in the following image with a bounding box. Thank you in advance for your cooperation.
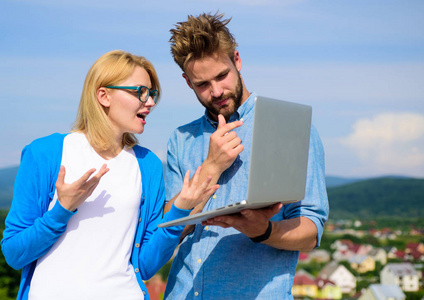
[0,0,423,178]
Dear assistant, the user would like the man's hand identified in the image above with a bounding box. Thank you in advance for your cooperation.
[165,114,243,214]
[202,203,318,251]
[182,115,243,215]
[174,167,220,210]
[202,203,282,237]
[164,114,243,240]
[56,164,109,212]
[203,114,244,176]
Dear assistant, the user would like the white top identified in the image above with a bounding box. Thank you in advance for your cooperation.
[29,132,144,300]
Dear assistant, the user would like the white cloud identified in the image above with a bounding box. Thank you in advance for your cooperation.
[339,113,424,177]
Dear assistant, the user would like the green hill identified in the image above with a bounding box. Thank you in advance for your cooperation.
[327,177,424,219]
[1,166,423,220]
[325,176,364,188]
[0,167,18,208]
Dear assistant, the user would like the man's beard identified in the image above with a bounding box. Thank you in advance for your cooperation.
[196,71,243,121]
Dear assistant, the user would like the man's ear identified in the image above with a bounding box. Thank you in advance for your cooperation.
[233,50,242,72]
[97,87,111,107]
[182,73,193,89]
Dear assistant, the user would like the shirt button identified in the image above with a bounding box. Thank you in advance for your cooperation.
[205,226,209,231]
[134,268,139,273]
[143,291,146,295]
[194,292,199,296]
[135,243,140,248]
[212,195,217,199]
[139,218,142,222]
[197,259,202,264]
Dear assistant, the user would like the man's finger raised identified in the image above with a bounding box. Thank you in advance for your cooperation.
[217,114,227,130]
[216,115,243,136]
[219,120,243,136]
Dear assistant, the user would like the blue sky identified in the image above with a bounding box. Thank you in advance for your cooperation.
[1,0,423,178]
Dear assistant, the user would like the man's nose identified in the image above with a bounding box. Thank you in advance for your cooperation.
[210,81,223,98]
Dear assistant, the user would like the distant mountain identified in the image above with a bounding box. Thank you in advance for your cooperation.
[0,166,423,220]
[0,166,18,208]
[327,177,424,219]
[0,166,18,187]
[325,176,365,188]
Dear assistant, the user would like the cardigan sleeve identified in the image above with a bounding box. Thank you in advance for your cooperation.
[1,135,74,270]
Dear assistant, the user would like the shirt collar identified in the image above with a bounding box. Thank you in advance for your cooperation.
[205,92,257,128]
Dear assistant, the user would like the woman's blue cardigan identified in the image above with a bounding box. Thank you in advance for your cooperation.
[1,133,188,300]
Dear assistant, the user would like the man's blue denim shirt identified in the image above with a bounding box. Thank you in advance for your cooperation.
[164,92,329,299]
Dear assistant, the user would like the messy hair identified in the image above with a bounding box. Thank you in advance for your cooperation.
[169,12,238,71]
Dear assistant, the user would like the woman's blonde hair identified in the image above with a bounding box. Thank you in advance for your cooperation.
[73,50,161,150]
[169,12,238,71]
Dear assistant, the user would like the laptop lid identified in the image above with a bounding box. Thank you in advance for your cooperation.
[158,96,312,227]
[246,95,311,206]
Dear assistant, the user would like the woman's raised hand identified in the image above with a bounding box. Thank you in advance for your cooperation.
[174,166,220,210]
[56,164,110,212]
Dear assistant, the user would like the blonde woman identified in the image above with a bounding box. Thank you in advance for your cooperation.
[1,50,218,300]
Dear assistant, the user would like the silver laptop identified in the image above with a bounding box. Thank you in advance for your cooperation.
[158,95,312,228]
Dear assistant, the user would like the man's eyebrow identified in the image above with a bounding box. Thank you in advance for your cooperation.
[215,70,229,79]
[192,69,230,86]
[191,79,206,86]
[217,68,230,76]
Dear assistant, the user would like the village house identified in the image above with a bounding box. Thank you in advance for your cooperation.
[386,247,406,261]
[331,239,355,252]
[380,263,420,292]
[293,269,343,299]
[308,249,331,263]
[337,240,373,255]
[368,248,387,265]
[292,270,318,299]
[385,246,398,259]
[358,284,405,300]
[332,249,354,262]
[410,228,424,236]
[331,240,373,262]
[316,278,343,299]
[298,252,310,264]
[298,249,331,264]
[369,228,398,240]
[349,255,376,273]
[318,261,357,294]
[405,242,424,261]
[407,242,424,253]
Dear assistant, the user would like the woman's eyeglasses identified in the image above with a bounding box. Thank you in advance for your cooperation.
[106,86,159,104]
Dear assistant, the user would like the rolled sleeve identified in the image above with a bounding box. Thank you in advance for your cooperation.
[283,125,329,247]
